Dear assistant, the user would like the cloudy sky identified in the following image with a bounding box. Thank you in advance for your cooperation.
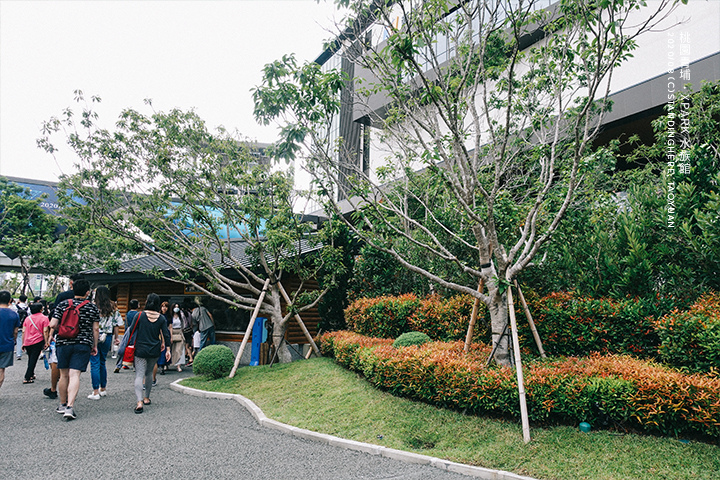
[0,0,344,183]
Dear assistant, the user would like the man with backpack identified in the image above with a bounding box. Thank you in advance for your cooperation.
[48,278,99,421]
[43,274,83,400]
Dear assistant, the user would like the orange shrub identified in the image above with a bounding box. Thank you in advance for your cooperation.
[320,331,720,439]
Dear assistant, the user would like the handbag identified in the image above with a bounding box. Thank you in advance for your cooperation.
[122,312,142,367]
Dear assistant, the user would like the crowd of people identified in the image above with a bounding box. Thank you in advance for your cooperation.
[0,274,217,421]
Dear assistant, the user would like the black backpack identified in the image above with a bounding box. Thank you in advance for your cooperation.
[16,305,28,322]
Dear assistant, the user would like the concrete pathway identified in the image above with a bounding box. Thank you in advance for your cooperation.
[0,354,535,480]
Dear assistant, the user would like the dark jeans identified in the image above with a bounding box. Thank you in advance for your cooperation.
[200,327,215,350]
[24,341,44,381]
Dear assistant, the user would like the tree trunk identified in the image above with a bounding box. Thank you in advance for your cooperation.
[267,283,292,363]
[488,288,511,366]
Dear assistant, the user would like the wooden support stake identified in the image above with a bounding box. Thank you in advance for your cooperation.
[507,285,531,444]
[229,278,270,378]
[277,282,322,357]
[464,279,485,353]
[514,280,546,359]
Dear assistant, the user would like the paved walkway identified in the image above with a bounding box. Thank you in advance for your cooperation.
[0,354,490,480]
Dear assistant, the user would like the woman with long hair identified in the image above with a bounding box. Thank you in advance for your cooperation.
[129,293,170,413]
[168,302,187,372]
[88,286,122,399]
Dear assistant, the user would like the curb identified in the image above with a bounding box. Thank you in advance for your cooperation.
[170,379,539,480]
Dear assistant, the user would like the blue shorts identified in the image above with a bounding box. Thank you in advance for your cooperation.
[0,350,13,369]
[56,343,92,371]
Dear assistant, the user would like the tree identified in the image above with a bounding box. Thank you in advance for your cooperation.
[39,94,346,362]
[0,177,138,298]
[253,0,684,365]
[523,81,720,300]
[0,178,57,295]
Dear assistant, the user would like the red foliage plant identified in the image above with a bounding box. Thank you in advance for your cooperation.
[319,331,720,440]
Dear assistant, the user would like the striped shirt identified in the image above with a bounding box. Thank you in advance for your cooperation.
[52,298,100,347]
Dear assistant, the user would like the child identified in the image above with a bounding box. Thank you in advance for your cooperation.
[193,329,201,357]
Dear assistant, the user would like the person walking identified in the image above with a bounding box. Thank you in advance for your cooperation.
[21,303,49,384]
[191,298,215,350]
[14,294,29,360]
[168,303,187,372]
[114,299,139,373]
[129,293,170,413]
[48,279,100,421]
[0,290,21,392]
[45,274,84,399]
[154,302,171,379]
[88,286,122,400]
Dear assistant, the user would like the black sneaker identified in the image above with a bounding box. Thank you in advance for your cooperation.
[44,388,58,399]
[63,406,76,421]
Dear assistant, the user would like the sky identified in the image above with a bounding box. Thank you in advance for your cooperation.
[0,0,345,183]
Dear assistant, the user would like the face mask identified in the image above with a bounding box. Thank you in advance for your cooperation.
[173,307,180,313]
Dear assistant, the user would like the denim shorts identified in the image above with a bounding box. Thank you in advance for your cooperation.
[0,350,13,369]
[56,343,92,371]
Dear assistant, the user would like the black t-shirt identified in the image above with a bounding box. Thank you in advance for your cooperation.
[52,298,100,347]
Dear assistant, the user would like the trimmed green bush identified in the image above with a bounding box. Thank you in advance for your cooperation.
[192,344,235,379]
[393,331,431,348]
[345,293,489,342]
[523,292,682,359]
[655,292,720,375]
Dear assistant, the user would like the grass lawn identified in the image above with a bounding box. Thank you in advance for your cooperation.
[181,357,719,480]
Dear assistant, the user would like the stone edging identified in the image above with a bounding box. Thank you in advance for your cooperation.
[170,379,539,480]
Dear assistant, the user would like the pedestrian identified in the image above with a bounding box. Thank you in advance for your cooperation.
[129,293,170,413]
[191,297,215,350]
[21,303,49,384]
[88,286,122,400]
[14,294,29,360]
[154,302,171,379]
[46,274,84,399]
[114,299,140,373]
[193,329,201,357]
[168,302,187,372]
[48,278,100,421]
[0,290,22,392]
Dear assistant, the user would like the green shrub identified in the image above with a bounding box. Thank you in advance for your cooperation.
[192,344,235,379]
[524,292,682,359]
[655,292,720,375]
[345,293,488,342]
[345,294,421,338]
[393,331,431,348]
[320,331,720,439]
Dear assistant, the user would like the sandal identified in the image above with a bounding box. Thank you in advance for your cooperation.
[134,405,143,414]
[143,398,152,405]
[23,379,34,384]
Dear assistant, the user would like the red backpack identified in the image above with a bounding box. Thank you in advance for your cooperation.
[57,299,90,339]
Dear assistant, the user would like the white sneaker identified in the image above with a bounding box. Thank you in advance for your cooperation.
[98,390,107,397]
[64,406,77,421]
[55,404,67,414]
[87,393,101,400]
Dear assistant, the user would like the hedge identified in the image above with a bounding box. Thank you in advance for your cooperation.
[655,292,720,375]
[319,331,720,439]
[345,293,489,342]
[521,292,683,359]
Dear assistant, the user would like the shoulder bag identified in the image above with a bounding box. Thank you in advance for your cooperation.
[122,312,143,367]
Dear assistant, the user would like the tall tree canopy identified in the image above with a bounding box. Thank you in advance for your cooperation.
[40,94,346,362]
[254,0,684,364]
